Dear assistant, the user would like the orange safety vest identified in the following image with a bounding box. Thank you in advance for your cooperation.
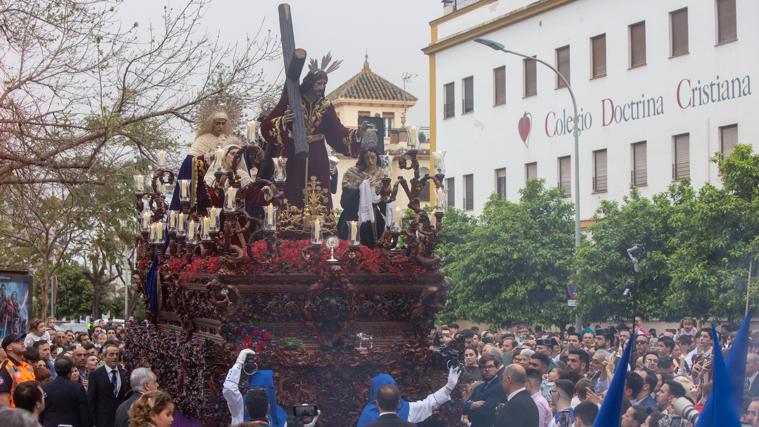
[0,357,36,407]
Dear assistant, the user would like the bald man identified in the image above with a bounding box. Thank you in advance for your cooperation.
[494,364,539,427]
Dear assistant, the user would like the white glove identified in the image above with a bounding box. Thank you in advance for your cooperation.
[236,348,256,366]
[303,410,320,427]
[446,366,461,390]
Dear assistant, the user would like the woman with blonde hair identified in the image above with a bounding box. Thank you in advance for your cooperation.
[128,390,174,427]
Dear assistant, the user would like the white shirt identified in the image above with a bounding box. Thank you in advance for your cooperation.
[407,386,451,423]
[507,387,527,401]
[222,363,246,426]
[107,366,121,395]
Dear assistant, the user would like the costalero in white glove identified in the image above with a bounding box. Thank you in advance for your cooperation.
[236,348,256,366]
[446,366,461,391]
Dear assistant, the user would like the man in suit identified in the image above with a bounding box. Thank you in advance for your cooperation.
[363,384,416,427]
[464,353,508,427]
[747,354,759,400]
[494,364,539,427]
[114,367,158,427]
[88,343,127,427]
[40,356,92,427]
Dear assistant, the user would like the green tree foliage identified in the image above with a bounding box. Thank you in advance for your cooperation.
[437,180,575,327]
[577,145,758,322]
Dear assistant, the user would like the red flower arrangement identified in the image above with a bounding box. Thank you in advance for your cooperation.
[238,325,272,352]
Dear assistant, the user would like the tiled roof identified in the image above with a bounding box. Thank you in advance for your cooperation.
[327,59,417,103]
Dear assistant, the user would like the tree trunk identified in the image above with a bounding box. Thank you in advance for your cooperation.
[40,265,50,319]
[91,278,103,319]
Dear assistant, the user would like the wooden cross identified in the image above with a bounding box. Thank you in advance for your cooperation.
[278,3,308,155]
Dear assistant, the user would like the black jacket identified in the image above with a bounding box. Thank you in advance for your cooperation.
[362,413,417,427]
[493,389,539,427]
[87,365,128,427]
[40,376,93,427]
[464,369,508,427]
[113,390,142,427]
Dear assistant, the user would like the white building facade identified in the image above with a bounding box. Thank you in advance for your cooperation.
[424,0,758,221]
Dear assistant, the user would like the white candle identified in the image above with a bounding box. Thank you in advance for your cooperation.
[158,150,166,168]
[209,207,217,227]
[313,218,321,241]
[157,223,163,240]
[226,187,237,210]
[180,180,189,198]
[395,206,401,226]
[215,145,225,169]
[169,211,176,229]
[267,204,274,226]
[409,126,418,148]
[142,211,150,229]
[188,220,196,240]
[349,221,358,241]
[248,120,258,141]
[435,188,445,210]
[203,217,210,236]
[178,213,185,232]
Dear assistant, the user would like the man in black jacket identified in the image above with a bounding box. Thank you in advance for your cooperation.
[463,353,507,426]
[494,364,539,427]
[87,343,128,427]
[363,384,416,427]
[113,367,158,427]
[41,356,92,427]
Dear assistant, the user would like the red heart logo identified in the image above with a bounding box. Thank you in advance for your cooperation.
[518,112,531,144]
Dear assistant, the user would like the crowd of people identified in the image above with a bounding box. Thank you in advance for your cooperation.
[428,316,759,427]
[0,317,174,427]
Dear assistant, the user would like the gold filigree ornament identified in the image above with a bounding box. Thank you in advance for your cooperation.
[276,177,337,235]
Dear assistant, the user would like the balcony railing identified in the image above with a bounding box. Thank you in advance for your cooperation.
[593,175,608,193]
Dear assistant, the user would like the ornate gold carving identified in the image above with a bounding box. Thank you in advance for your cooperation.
[277,177,337,233]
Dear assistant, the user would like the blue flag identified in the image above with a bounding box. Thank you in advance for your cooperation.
[592,333,633,427]
[726,308,752,409]
[694,327,741,427]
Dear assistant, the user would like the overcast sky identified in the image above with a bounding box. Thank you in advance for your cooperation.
[120,0,442,127]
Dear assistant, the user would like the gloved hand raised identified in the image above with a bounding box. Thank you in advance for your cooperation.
[236,348,256,366]
[446,365,461,390]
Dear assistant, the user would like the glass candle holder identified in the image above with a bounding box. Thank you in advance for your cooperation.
[264,204,277,231]
[140,210,151,233]
[311,218,322,245]
[201,216,212,241]
[433,150,447,175]
[434,187,446,213]
[380,154,393,179]
[224,186,238,212]
[349,220,359,245]
[167,210,179,232]
[273,157,288,183]
[178,179,191,203]
[133,174,145,194]
[207,207,220,233]
[176,212,186,236]
[149,222,165,245]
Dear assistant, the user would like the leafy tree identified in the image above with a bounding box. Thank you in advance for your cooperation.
[437,180,575,327]
[54,264,95,320]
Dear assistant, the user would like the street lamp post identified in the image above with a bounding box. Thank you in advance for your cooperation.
[474,38,581,249]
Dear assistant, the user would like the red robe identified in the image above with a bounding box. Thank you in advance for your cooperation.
[261,90,358,207]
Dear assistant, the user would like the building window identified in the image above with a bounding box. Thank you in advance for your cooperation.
[463,174,474,211]
[420,167,431,202]
[382,112,394,138]
[631,141,647,187]
[593,149,608,193]
[444,82,455,119]
[446,177,455,208]
[495,168,507,199]
[493,66,506,106]
[591,34,606,78]
[670,8,689,57]
[673,133,690,180]
[524,57,537,97]
[720,124,738,156]
[525,162,537,184]
[462,76,474,114]
[629,21,646,68]
[717,0,737,44]
[555,45,570,88]
[558,156,571,197]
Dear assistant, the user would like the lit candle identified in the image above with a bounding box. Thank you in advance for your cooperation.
[267,204,274,226]
[408,126,418,148]
[168,211,176,229]
[226,187,237,210]
[133,174,144,193]
[188,220,196,240]
[158,150,166,168]
[313,218,321,241]
[435,187,445,211]
[349,221,358,242]
[203,216,210,236]
[142,211,150,229]
[248,120,258,141]
[180,180,189,198]
[209,207,217,228]
[215,145,225,170]
[395,206,401,227]
[157,222,163,240]
[178,213,185,232]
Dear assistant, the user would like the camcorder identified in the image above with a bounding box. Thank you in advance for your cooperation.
[287,404,319,427]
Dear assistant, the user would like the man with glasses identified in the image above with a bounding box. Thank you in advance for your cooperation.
[464,354,507,427]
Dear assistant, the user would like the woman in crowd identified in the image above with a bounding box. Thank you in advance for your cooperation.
[461,346,482,383]
[24,319,50,348]
[128,390,175,427]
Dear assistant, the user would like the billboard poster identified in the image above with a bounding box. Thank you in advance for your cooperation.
[0,270,33,339]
